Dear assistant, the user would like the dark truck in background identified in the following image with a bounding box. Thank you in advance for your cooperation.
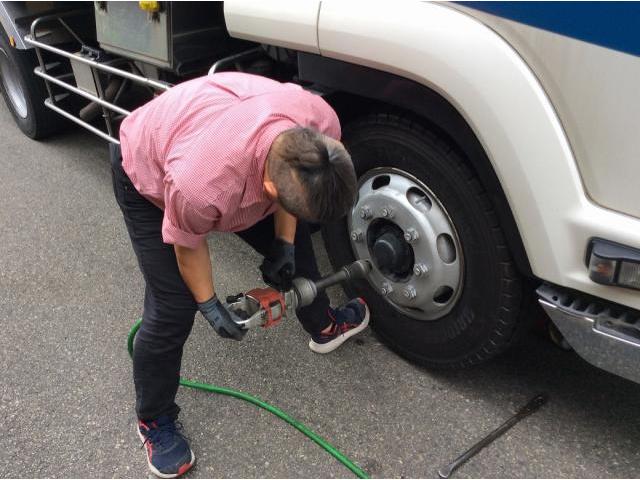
[0,1,259,140]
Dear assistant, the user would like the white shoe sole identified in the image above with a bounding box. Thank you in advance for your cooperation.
[136,424,195,478]
[308,303,370,354]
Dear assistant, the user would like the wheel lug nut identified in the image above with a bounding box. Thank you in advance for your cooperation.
[403,285,417,300]
[380,206,394,218]
[381,282,393,296]
[413,263,429,276]
[350,229,364,242]
[404,228,419,243]
[359,206,372,220]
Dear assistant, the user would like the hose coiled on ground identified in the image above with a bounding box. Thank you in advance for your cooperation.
[127,318,369,479]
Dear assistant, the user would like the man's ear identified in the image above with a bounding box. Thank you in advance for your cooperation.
[263,179,278,200]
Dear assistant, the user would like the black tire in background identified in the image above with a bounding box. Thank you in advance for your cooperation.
[322,113,527,368]
[0,30,61,139]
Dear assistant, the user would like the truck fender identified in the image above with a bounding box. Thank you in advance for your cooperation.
[317,2,640,310]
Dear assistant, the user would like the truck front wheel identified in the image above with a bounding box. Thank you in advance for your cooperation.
[322,113,527,368]
[0,31,60,139]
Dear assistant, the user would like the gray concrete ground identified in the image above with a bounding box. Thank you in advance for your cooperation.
[1,103,640,479]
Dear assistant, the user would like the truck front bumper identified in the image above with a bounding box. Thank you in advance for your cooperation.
[538,283,640,384]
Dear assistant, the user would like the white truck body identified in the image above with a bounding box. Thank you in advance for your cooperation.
[225,0,640,312]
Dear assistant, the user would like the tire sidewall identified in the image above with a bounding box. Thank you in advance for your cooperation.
[0,34,40,138]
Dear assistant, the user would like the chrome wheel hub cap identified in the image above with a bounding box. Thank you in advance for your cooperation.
[349,168,463,321]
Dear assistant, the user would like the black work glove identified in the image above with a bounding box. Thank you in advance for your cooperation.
[259,238,295,291]
[198,294,247,341]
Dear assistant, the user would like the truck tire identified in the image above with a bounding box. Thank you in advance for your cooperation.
[0,31,60,139]
[322,113,526,368]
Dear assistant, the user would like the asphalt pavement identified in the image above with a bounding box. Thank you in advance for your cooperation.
[2,103,640,479]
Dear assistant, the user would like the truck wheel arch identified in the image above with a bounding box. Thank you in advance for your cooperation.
[298,52,533,278]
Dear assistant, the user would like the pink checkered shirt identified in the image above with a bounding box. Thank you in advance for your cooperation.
[119,72,341,248]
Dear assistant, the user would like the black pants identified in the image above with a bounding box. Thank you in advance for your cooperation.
[110,145,330,420]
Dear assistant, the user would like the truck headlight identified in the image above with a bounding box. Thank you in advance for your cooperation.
[587,238,640,290]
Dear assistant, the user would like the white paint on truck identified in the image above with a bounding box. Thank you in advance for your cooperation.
[224,1,640,311]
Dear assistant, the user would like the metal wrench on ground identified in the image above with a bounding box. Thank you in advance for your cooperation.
[438,393,548,478]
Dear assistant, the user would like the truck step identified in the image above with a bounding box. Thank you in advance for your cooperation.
[538,283,640,383]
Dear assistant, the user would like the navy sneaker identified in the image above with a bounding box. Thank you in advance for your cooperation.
[309,298,370,354]
[137,416,195,478]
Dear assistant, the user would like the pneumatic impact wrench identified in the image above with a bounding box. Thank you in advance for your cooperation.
[225,260,372,330]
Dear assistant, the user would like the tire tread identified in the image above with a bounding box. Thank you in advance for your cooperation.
[333,112,527,369]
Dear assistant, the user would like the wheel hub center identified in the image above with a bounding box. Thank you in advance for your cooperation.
[367,220,414,281]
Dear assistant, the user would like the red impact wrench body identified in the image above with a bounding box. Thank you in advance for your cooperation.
[226,260,372,329]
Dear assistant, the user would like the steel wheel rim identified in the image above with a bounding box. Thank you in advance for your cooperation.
[0,47,28,119]
[348,167,464,321]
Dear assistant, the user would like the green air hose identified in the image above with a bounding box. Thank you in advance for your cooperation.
[127,319,369,479]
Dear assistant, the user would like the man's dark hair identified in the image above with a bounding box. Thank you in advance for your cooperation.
[269,127,357,223]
